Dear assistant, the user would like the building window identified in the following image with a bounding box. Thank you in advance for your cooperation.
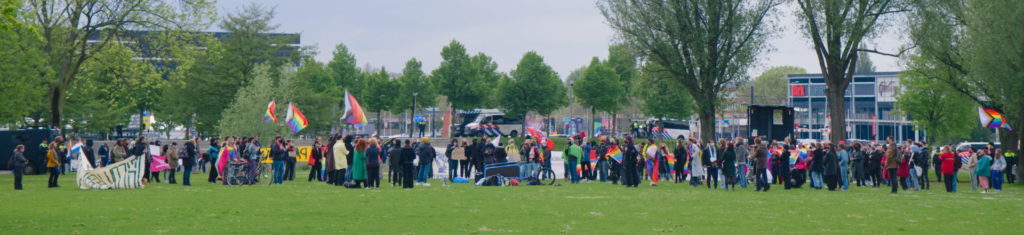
[809,85,826,96]
[791,85,806,97]
[854,84,874,96]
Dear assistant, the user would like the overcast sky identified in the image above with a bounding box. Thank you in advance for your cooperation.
[214,0,903,79]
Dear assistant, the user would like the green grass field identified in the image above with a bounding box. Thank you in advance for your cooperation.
[1,169,1021,234]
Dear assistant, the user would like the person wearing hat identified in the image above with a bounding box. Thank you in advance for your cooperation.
[415,137,435,186]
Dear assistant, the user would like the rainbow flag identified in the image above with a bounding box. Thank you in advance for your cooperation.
[978,107,1012,130]
[264,100,277,123]
[286,103,309,133]
[343,90,368,127]
[216,146,236,177]
[666,153,676,174]
[608,145,623,163]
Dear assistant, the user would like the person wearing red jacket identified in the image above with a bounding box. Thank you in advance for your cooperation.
[939,145,958,192]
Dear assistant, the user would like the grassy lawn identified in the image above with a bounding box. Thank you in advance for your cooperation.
[0,169,1021,234]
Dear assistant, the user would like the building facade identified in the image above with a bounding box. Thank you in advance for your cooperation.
[787,72,924,142]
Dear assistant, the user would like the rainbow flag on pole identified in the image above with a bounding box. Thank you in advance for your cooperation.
[264,100,277,123]
[608,145,623,163]
[978,107,1012,130]
[343,90,368,127]
[286,103,309,134]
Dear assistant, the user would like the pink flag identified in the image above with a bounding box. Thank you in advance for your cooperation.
[150,155,170,172]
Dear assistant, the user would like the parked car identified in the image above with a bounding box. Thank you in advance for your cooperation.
[462,109,524,138]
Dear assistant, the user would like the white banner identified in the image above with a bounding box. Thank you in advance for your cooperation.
[76,153,146,190]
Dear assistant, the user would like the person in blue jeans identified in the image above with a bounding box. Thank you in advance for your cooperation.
[415,138,436,186]
[271,136,286,184]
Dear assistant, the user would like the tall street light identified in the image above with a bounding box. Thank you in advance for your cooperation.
[411,92,418,137]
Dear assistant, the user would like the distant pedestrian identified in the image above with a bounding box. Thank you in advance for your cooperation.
[11,145,28,190]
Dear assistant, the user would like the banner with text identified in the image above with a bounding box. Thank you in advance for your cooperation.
[76,154,146,190]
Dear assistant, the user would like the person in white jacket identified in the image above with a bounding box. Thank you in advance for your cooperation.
[991,149,1007,191]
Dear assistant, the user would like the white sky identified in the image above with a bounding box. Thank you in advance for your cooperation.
[214,0,904,79]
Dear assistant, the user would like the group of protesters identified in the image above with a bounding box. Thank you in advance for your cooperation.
[12,131,1019,194]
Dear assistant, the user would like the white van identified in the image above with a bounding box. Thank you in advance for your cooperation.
[462,110,524,138]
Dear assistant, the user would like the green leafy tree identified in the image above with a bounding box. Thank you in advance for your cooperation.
[0,21,47,126]
[362,67,398,131]
[855,50,876,73]
[469,53,501,108]
[895,66,975,144]
[600,0,779,142]
[65,44,163,134]
[393,58,437,113]
[638,62,694,121]
[606,44,638,104]
[906,0,1024,152]
[217,65,289,140]
[431,40,489,110]
[283,59,340,135]
[158,34,225,136]
[497,51,567,125]
[573,57,624,133]
[327,43,363,98]
[22,0,215,130]
[743,66,806,106]
[795,0,904,143]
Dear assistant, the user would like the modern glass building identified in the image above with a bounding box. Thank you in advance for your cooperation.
[787,72,924,142]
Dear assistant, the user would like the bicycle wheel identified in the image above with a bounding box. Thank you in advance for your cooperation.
[539,168,556,185]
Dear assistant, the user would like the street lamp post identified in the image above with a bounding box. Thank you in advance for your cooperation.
[411,92,418,137]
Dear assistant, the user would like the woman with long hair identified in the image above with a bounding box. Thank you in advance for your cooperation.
[365,138,383,188]
[721,141,737,190]
[352,138,369,188]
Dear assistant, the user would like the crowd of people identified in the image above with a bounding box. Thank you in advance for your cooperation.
[10,133,1019,194]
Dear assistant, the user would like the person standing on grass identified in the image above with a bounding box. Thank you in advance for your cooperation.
[754,139,769,192]
[165,143,179,184]
[400,139,416,189]
[416,137,436,186]
[308,137,324,182]
[673,140,687,184]
[207,138,220,184]
[352,138,368,188]
[388,139,403,186]
[246,138,261,184]
[965,148,979,192]
[823,144,840,191]
[975,150,993,193]
[333,135,350,187]
[285,140,297,181]
[917,142,931,190]
[688,138,704,187]
[939,145,957,192]
[620,136,640,188]
[366,138,384,188]
[851,142,865,187]
[721,141,737,191]
[838,143,850,191]
[990,149,1006,192]
[46,140,61,188]
[11,145,28,190]
[1005,149,1017,184]
[446,139,460,182]
[885,142,900,194]
[271,137,286,184]
[597,139,610,183]
[566,140,583,184]
[183,138,197,186]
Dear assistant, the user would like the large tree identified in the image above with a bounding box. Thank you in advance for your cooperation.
[497,51,568,127]
[21,0,214,130]
[393,58,437,113]
[905,0,1024,152]
[65,44,162,134]
[281,58,339,135]
[795,0,904,143]
[600,0,780,142]
[638,62,694,121]
[573,57,624,133]
[361,67,398,132]
[327,43,363,98]
[217,64,289,140]
[895,64,976,144]
[0,17,47,126]
[431,40,490,110]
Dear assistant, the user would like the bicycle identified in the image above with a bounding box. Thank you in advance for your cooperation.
[527,163,556,185]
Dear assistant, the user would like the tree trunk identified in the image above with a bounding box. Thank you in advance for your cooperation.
[825,81,848,144]
[377,111,383,135]
[49,86,65,130]
[696,95,716,143]
[1006,107,1024,183]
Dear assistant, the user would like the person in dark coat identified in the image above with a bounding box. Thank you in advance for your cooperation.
[823,144,841,191]
[622,136,640,188]
[309,137,324,182]
[84,140,96,168]
[183,138,197,186]
[131,136,150,182]
[810,144,825,189]
[722,142,737,190]
[388,140,403,186]
[754,139,770,192]
[868,146,884,187]
[400,140,416,188]
[11,145,28,190]
[778,144,792,190]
